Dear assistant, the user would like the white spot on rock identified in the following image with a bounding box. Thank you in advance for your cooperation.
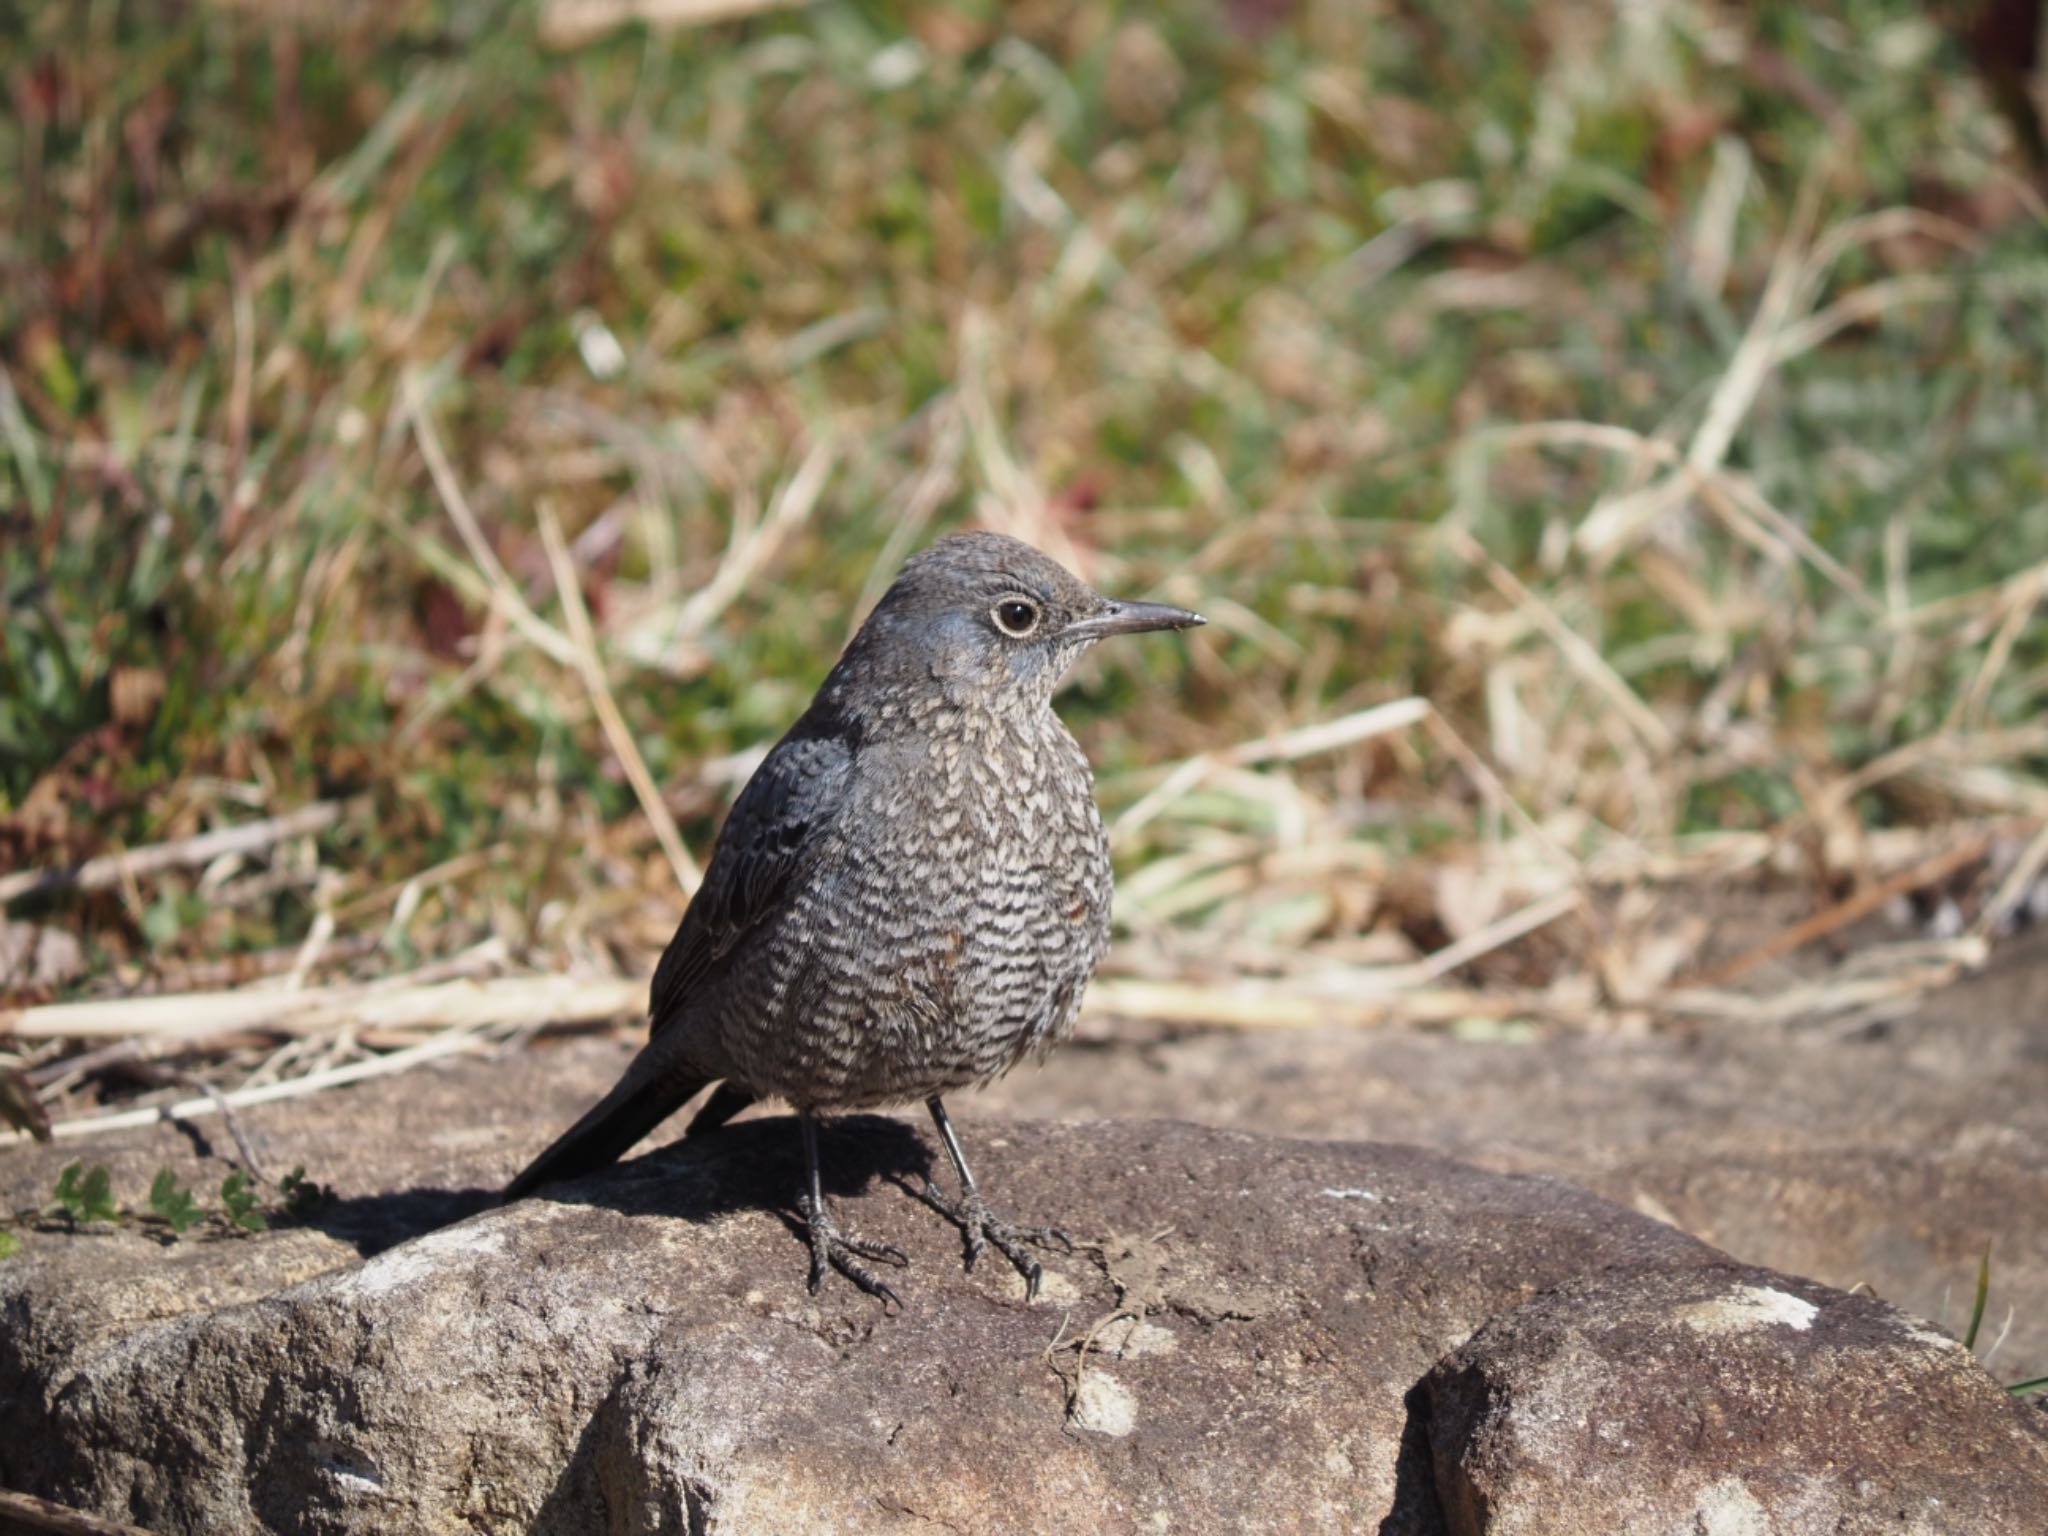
[1032,1268,1082,1305]
[1070,1371,1139,1436]
[1321,1188,1380,1201]
[1676,1283,1818,1336]
[1692,1476,1770,1536]
[1096,1316,1177,1358]
[1901,1320,1967,1354]
[338,1225,507,1298]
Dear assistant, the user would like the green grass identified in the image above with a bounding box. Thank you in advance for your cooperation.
[2,0,2044,999]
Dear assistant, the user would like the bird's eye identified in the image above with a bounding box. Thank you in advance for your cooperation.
[992,598,1040,637]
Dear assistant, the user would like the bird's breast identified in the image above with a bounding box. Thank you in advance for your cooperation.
[709,709,1111,1106]
[850,709,1111,984]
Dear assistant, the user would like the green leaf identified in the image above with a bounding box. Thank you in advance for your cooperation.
[221,1170,268,1233]
[54,1161,119,1223]
[52,1160,84,1219]
[148,1168,205,1235]
[30,329,80,414]
[78,1163,118,1222]
[52,1160,118,1222]
[2009,1376,2048,1397]
[278,1165,331,1217]
[0,1230,21,1260]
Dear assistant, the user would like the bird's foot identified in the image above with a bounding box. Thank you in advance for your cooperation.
[915,1179,1072,1301]
[799,1193,908,1309]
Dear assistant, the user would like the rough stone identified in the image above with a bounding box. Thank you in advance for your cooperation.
[5,1052,2046,1531]
[485,936,2048,1381]
[978,932,2048,1380]
[1418,1262,2048,1536]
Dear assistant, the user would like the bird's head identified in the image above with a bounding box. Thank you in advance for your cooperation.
[827,531,1204,722]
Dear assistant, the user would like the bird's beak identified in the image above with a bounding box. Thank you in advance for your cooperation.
[1063,599,1207,642]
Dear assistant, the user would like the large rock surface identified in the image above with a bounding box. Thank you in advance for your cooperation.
[1421,1263,2048,1535]
[466,933,2048,1384]
[978,930,2048,1382]
[5,1067,2045,1534]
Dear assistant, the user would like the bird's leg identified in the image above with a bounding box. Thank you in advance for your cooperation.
[916,1096,1072,1300]
[797,1110,907,1308]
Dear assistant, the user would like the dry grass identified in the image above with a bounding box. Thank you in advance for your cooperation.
[2,0,2045,1139]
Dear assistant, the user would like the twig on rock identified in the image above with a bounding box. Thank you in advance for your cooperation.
[21,1028,495,1144]
[0,1487,155,1536]
[138,1066,270,1179]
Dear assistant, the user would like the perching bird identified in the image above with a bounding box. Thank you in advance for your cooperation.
[506,532,1204,1304]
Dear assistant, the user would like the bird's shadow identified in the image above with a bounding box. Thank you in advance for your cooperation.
[294,1114,938,1260]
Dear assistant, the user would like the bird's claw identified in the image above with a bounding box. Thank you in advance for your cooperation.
[916,1178,1071,1301]
[800,1194,907,1309]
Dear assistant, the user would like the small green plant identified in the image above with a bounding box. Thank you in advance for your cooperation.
[219,1170,268,1233]
[0,1159,329,1257]
[147,1169,205,1234]
[277,1165,333,1217]
[1959,1242,2042,1400]
[51,1161,118,1224]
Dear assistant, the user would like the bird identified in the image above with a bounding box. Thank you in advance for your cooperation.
[506,531,1204,1305]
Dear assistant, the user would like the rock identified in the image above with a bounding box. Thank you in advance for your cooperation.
[1417,1262,2048,1536]
[976,932,2048,1381]
[6,1066,2045,1533]
[12,933,2048,1532]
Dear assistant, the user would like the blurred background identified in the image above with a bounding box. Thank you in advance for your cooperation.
[3,0,2046,1074]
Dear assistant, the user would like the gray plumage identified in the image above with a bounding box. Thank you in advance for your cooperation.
[508,531,1203,1303]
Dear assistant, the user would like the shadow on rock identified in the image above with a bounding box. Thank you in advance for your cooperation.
[298,1113,938,1259]
[1376,1380,1450,1536]
[298,1184,499,1258]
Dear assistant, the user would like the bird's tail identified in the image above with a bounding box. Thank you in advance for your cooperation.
[504,1063,710,1200]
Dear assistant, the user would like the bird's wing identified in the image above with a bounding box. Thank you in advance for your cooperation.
[647,727,853,1037]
